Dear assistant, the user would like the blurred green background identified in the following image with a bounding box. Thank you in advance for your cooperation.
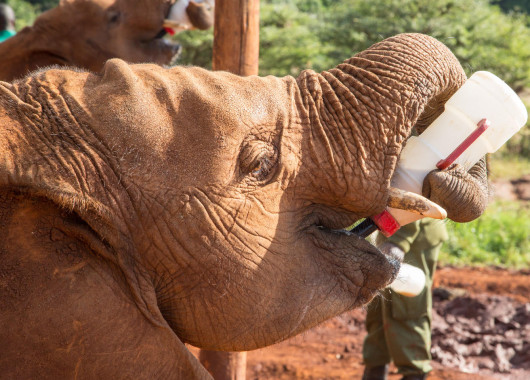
[3,0,529,267]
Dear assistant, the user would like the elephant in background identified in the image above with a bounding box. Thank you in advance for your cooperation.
[0,0,214,82]
[0,33,488,379]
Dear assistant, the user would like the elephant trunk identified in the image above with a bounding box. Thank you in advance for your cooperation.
[186,1,214,30]
[295,33,466,217]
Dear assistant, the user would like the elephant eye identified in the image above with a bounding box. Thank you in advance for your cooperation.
[107,10,121,25]
[250,155,273,179]
[240,141,278,181]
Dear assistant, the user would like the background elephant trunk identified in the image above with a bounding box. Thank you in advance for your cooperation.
[187,1,214,30]
[295,33,467,217]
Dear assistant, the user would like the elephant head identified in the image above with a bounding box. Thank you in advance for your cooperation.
[0,34,487,378]
[0,0,194,81]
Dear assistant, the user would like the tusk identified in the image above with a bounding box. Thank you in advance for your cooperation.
[387,187,447,219]
[163,19,192,30]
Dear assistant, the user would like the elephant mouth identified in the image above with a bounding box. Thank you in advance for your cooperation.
[142,13,182,66]
[297,184,448,297]
[148,35,182,66]
[302,184,449,296]
[304,211,401,295]
[292,188,447,298]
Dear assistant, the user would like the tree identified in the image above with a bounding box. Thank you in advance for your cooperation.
[177,0,530,90]
[322,0,530,90]
[175,0,333,76]
[2,0,39,29]
[492,0,530,14]
[258,0,332,76]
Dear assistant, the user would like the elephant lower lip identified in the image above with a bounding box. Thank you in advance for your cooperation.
[308,225,400,291]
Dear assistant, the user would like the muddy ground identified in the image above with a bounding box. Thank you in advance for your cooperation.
[239,266,530,380]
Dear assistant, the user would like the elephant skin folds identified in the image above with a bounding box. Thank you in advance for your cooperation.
[0,33,487,378]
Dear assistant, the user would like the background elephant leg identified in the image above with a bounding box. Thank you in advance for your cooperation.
[199,350,247,380]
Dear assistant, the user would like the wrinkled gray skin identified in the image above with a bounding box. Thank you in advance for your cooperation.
[0,34,488,379]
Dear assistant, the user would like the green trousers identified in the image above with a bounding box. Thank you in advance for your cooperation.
[363,219,447,376]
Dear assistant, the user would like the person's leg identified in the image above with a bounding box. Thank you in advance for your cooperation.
[384,239,442,377]
[384,309,432,376]
[363,293,391,377]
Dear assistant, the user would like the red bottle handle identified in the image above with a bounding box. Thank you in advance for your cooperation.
[371,210,400,237]
[436,118,490,170]
[164,27,176,36]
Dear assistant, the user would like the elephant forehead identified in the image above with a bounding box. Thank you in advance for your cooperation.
[92,62,290,147]
[166,70,293,182]
[80,61,293,188]
[159,67,294,167]
[168,67,292,131]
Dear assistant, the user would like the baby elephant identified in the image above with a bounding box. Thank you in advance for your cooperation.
[0,33,487,379]
[0,0,214,81]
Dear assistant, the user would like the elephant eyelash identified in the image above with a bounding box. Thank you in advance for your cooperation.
[250,154,275,180]
[239,141,278,182]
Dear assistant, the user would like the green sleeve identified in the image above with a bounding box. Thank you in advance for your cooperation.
[385,220,421,253]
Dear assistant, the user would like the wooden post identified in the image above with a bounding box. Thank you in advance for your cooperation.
[212,0,260,76]
[199,351,247,380]
[199,1,259,379]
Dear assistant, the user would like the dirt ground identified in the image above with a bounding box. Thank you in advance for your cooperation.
[242,266,530,380]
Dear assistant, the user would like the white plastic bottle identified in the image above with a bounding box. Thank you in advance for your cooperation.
[389,263,426,297]
[376,71,528,235]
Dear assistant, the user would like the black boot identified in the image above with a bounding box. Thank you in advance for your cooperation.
[400,373,427,380]
[362,364,389,380]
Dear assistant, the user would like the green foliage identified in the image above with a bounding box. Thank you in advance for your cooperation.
[489,153,530,180]
[174,0,334,75]
[24,0,57,11]
[442,201,530,268]
[172,29,214,69]
[174,0,530,91]
[258,0,332,76]
[492,0,530,14]
[322,0,530,90]
[2,0,38,29]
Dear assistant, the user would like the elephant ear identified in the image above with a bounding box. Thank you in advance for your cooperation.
[0,73,114,233]
[0,68,170,328]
